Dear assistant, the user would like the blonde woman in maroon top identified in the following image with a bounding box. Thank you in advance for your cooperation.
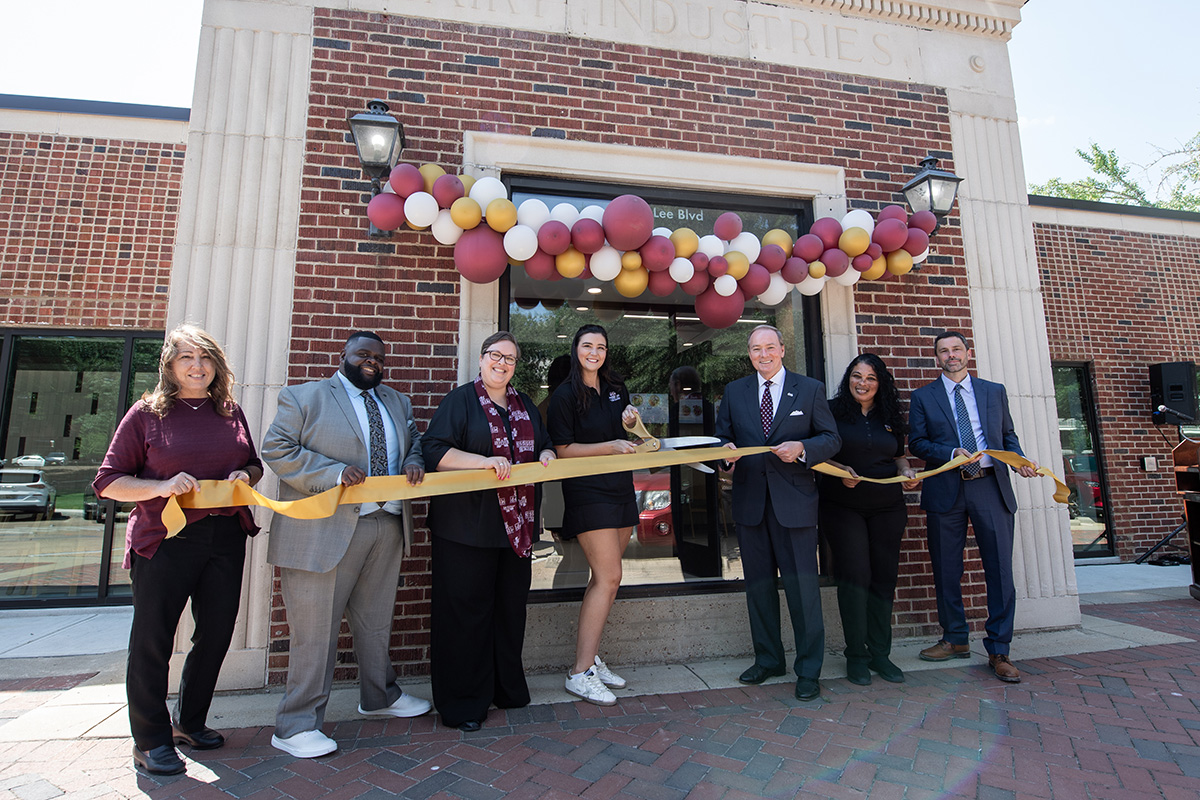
[94,325,262,776]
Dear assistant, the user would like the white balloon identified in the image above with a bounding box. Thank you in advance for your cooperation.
[796,275,826,296]
[727,231,761,264]
[516,198,550,230]
[832,267,862,287]
[468,176,507,210]
[713,274,739,297]
[503,224,539,261]
[549,202,580,227]
[579,204,606,223]
[668,257,695,284]
[757,272,792,306]
[912,247,930,264]
[431,209,464,245]
[652,226,673,238]
[403,191,439,229]
[841,209,875,236]
[590,246,623,281]
[697,234,725,259]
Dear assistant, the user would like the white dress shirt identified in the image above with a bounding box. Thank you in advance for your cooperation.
[940,373,993,468]
[336,370,405,515]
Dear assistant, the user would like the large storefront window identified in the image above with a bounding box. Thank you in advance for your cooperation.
[1053,363,1113,558]
[0,332,163,605]
[501,179,818,594]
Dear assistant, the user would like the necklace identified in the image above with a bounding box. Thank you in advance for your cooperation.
[179,397,210,410]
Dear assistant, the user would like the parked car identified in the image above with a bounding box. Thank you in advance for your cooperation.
[634,470,674,546]
[11,454,46,468]
[0,469,57,520]
[45,452,66,465]
[82,486,133,524]
[1063,452,1103,520]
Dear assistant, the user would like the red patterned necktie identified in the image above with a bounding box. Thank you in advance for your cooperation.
[761,379,773,437]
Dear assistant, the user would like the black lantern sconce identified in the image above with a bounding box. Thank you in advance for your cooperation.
[347,99,405,238]
[901,156,963,233]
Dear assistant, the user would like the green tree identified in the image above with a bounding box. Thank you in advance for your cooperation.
[1030,134,1200,211]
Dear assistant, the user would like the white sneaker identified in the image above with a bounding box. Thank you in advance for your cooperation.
[565,668,616,706]
[271,729,337,758]
[593,656,627,689]
[358,691,432,718]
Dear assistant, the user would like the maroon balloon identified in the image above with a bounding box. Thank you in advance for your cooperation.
[454,226,508,284]
[640,235,675,272]
[571,218,606,254]
[681,271,710,296]
[648,269,678,297]
[713,211,743,241]
[707,255,729,278]
[367,192,406,231]
[738,263,771,296]
[902,227,930,256]
[695,285,745,329]
[809,218,843,250]
[537,219,572,256]
[820,248,850,278]
[431,174,465,209]
[851,253,874,272]
[523,249,557,281]
[781,256,809,284]
[388,163,424,198]
[877,204,908,223]
[689,251,709,273]
[909,209,938,235]
[756,243,787,273]
[866,242,883,260]
[602,194,654,251]
[871,218,909,252]
[793,233,825,263]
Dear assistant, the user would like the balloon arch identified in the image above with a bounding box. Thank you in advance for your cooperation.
[367,162,937,329]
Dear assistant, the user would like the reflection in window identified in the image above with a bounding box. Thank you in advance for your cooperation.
[1053,364,1113,558]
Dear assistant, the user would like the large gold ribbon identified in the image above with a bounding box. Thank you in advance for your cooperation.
[162,447,1067,536]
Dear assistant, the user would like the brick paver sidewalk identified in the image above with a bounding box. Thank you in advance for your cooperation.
[1,598,1198,799]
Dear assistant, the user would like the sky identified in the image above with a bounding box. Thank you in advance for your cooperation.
[0,0,1196,193]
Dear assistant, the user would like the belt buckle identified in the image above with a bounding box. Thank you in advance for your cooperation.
[961,468,982,481]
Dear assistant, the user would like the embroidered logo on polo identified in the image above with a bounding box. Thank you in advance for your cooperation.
[609,391,621,402]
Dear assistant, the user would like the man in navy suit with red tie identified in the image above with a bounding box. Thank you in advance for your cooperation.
[716,325,841,701]
[908,331,1038,683]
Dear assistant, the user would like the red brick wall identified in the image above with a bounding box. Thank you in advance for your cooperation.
[1036,219,1200,561]
[0,131,183,329]
[270,8,988,682]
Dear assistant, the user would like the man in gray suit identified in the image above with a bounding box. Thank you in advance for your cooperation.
[263,331,430,759]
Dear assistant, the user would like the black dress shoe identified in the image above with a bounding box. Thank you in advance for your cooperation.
[868,657,905,683]
[172,725,225,750]
[846,661,871,686]
[132,744,185,775]
[738,664,786,685]
[457,720,482,732]
[794,678,821,701]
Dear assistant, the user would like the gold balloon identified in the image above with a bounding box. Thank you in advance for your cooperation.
[725,251,750,280]
[621,250,643,270]
[808,260,827,279]
[614,266,649,297]
[862,256,887,280]
[838,227,870,258]
[485,198,518,233]
[762,228,793,252]
[555,247,586,278]
[419,163,446,194]
[886,249,914,276]
[669,228,700,258]
[450,197,482,229]
[458,174,477,196]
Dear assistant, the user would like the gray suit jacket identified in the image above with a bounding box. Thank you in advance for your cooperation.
[263,374,424,573]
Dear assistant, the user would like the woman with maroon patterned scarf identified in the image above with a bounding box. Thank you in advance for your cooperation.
[423,331,556,731]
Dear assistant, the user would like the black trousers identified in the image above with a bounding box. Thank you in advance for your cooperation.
[430,535,531,727]
[127,515,246,750]
[820,500,907,663]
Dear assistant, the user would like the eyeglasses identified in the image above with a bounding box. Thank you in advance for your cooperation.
[484,350,518,366]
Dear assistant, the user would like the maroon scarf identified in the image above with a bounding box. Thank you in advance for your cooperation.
[472,377,537,557]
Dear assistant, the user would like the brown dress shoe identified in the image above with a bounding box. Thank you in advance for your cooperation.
[988,654,1021,683]
[918,641,971,662]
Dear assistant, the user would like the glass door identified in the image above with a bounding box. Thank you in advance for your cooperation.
[1053,363,1113,558]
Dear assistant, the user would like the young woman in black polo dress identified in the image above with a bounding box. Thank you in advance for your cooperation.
[547,324,640,706]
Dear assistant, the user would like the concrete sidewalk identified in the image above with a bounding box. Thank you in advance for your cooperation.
[0,563,1196,798]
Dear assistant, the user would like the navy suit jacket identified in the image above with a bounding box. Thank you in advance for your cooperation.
[715,369,841,527]
[908,376,1024,515]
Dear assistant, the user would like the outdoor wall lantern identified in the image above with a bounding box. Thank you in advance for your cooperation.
[901,156,963,232]
[347,99,405,237]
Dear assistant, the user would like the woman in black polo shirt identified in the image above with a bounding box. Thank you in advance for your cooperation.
[547,324,639,706]
[819,353,920,686]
